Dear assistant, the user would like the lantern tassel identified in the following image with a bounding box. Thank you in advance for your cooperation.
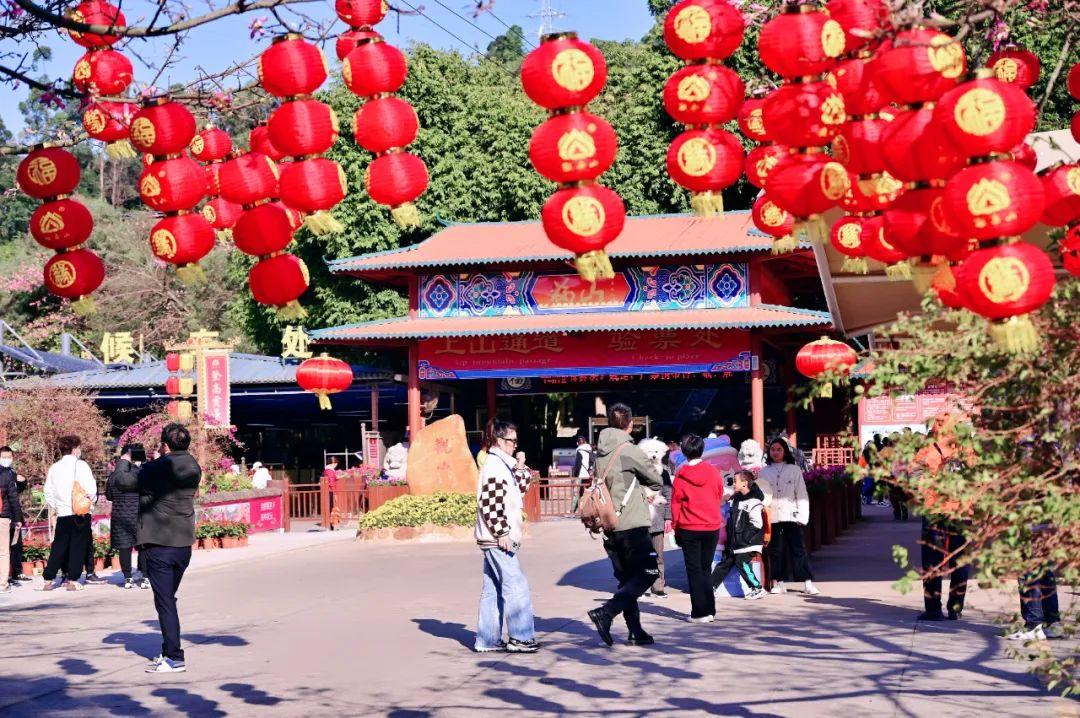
[885,261,912,281]
[840,257,869,274]
[106,140,137,160]
[793,216,826,246]
[303,211,344,236]
[689,191,724,217]
[390,203,421,228]
[818,382,834,399]
[574,250,615,283]
[772,235,799,255]
[276,301,308,321]
[911,264,936,293]
[175,264,205,286]
[987,315,1040,354]
[216,228,233,242]
[317,392,333,411]
[71,296,97,316]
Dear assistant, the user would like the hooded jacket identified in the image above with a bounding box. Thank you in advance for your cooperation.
[0,465,22,524]
[137,451,202,547]
[594,428,661,533]
[726,483,765,554]
[670,460,724,532]
[107,458,141,549]
[760,462,809,525]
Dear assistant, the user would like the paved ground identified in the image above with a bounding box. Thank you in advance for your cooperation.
[0,505,1074,717]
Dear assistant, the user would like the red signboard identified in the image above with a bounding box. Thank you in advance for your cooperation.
[199,349,231,429]
[198,494,284,533]
[857,382,965,444]
[530,274,631,311]
[418,329,755,379]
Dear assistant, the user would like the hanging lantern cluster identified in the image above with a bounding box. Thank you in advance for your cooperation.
[796,336,858,398]
[130,98,214,284]
[660,0,746,217]
[340,4,429,228]
[1041,163,1080,278]
[193,125,243,240]
[521,33,625,282]
[69,0,138,159]
[17,147,105,314]
[758,3,850,251]
[260,35,347,235]
[296,353,354,410]
[1070,62,1080,144]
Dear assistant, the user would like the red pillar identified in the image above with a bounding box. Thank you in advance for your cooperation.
[751,334,765,447]
[408,342,422,439]
[487,379,498,422]
[370,384,380,430]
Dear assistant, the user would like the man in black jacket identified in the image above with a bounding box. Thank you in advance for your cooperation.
[0,446,25,592]
[138,424,201,674]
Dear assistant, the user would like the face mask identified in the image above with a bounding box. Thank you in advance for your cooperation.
[0,458,11,468]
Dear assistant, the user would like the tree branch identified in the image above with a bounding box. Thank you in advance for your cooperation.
[1039,33,1073,114]
[0,63,79,98]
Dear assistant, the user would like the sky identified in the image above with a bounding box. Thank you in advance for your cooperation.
[0,0,658,138]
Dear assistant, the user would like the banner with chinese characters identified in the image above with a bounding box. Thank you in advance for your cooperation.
[419,263,749,319]
[198,349,231,428]
[419,329,755,379]
[857,381,967,446]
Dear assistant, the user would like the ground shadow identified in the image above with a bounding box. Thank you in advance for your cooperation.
[102,631,248,659]
[151,688,227,718]
[0,675,151,717]
[411,618,473,649]
[218,683,286,706]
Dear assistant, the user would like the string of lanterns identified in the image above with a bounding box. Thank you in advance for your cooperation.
[71,0,138,159]
[194,125,244,240]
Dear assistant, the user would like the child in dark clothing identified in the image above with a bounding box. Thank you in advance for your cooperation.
[711,470,767,600]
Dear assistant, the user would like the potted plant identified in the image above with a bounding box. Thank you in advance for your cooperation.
[220,521,239,549]
[196,521,222,550]
[92,535,109,573]
[366,473,409,513]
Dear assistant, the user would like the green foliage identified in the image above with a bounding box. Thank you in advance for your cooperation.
[207,474,254,493]
[357,492,475,529]
[486,24,526,68]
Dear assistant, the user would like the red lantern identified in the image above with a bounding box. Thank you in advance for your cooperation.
[278,158,348,233]
[354,97,420,155]
[824,0,889,53]
[838,172,903,214]
[765,153,850,220]
[988,47,1040,89]
[874,28,966,105]
[218,153,280,206]
[832,55,886,117]
[336,28,381,61]
[82,101,133,145]
[795,336,857,397]
[881,107,966,183]
[663,64,744,126]
[752,194,794,238]
[1039,163,1080,227]
[259,35,328,98]
[832,117,888,175]
[666,128,743,214]
[1060,226,1080,276]
[956,241,1055,352]
[249,125,285,162]
[529,112,617,184]
[30,198,94,251]
[190,126,232,162]
[129,101,196,157]
[148,213,216,282]
[520,33,607,111]
[1010,141,1037,171]
[268,100,340,158]
[758,8,845,79]
[745,143,788,189]
[17,147,80,199]
[883,187,967,261]
[232,202,300,256]
[762,82,846,149]
[335,0,387,28]
[44,248,105,313]
[366,152,429,227]
[342,39,407,98]
[72,49,132,95]
[829,215,870,273]
[930,264,967,309]
[935,75,1036,158]
[944,160,1045,240]
[1073,111,1080,144]
[663,0,745,61]
[249,253,310,319]
[67,0,126,48]
[201,197,244,238]
[1069,63,1080,100]
[138,156,207,212]
[738,98,768,142]
[541,184,626,279]
[858,214,909,266]
[296,353,354,410]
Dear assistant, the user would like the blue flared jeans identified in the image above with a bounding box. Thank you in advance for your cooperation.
[475,547,535,650]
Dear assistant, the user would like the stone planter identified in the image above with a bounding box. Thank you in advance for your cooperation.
[357,523,473,543]
[33,560,45,571]
[202,537,221,550]
[21,561,35,576]
[366,484,409,513]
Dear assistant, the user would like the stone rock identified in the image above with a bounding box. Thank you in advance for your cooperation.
[405,415,478,495]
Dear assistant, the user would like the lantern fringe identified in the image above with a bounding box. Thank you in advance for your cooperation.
[818,382,834,399]
[71,296,97,316]
[304,211,344,235]
[574,250,615,283]
[885,262,912,281]
[316,392,333,411]
[391,203,421,228]
[988,315,1040,354]
[276,301,308,321]
[841,257,869,274]
[175,264,205,286]
[106,140,137,160]
[911,264,937,294]
[690,191,724,217]
[215,228,233,242]
[793,216,826,246]
[772,235,798,255]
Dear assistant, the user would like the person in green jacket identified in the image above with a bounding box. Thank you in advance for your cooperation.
[587,403,663,647]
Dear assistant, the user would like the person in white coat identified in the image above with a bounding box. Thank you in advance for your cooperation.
[759,438,819,596]
[40,435,97,591]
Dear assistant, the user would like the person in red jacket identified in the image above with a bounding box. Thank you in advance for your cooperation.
[671,433,725,623]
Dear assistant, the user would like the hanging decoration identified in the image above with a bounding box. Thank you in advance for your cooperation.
[795,336,858,398]
[828,214,870,274]
[521,32,625,281]
[1060,226,1080,277]
[296,353,354,410]
[17,146,105,313]
[660,0,746,216]
[987,47,1040,90]
[1070,63,1080,143]
[193,125,242,240]
[335,0,387,59]
[751,194,795,255]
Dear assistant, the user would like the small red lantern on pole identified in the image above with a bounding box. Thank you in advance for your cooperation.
[296,353,354,410]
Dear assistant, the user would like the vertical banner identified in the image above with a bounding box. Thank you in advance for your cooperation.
[199,349,231,428]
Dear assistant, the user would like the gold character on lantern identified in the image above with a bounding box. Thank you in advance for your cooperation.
[820,162,851,201]
[821,95,846,128]
[966,178,1011,219]
[551,49,595,92]
[677,74,712,105]
[833,135,850,164]
[928,36,965,80]
[130,117,157,148]
[677,137,717,177]
[83,109,106,134]
[38,210,65,235]
[978,256,1030,303]
[140,174,162,198]
[954,88,1006,137]
[929,196,956,234]
[26,157,58,187]
[189,135,205,156]
[1065,167,1080,196]
[49,259,77,289]
[820,20,846,59]
[762,202,786,228]
[562,196,605,237]
[202,204,217,223]
[673,5,712,44]
[746,108,765,138]
[74,59,92,82]
[151,228,178,259]
[993,58,1019,83]
[837,223,862,249]
[557,129,597,167]
[756,154,779,180]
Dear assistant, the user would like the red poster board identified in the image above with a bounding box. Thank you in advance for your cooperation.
[199,349,231,429]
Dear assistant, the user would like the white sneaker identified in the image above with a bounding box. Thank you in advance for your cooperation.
[804,581,821,596]
[770,582,786,595]
[1005,625,1046,641]
[744,588,766,600]
[147,654,164,668]
[1043,623,1065,639]
[689,615,715,624]
[145,657,186,673]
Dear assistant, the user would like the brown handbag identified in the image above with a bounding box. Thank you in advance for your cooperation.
[577,443,637,536]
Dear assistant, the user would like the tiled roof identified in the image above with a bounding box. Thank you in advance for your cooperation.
[311,305,832,344]
[328,212,800,280]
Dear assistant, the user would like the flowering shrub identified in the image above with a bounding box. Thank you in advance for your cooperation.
[803,465,850,494]
[358,492,473,529]
[206,473,253,493]
[0,386,111,481]
[117,405,242,484]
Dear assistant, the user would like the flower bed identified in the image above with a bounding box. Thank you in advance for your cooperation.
[194,519,249,549]
[357,492,474,542]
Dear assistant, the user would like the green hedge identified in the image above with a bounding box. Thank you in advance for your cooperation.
[358,492,474,530]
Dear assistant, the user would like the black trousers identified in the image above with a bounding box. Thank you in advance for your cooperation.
[601,526,658,632]
[145,544,192,662]
[43,515,92,582]
[675,528,719,618]
[8,520,23,577]
[711,551,763,591]
[117,546,147,579]
[769,521,813,582]
[921,517,968,616]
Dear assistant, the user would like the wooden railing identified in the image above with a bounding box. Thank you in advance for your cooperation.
[529,478,584,520]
